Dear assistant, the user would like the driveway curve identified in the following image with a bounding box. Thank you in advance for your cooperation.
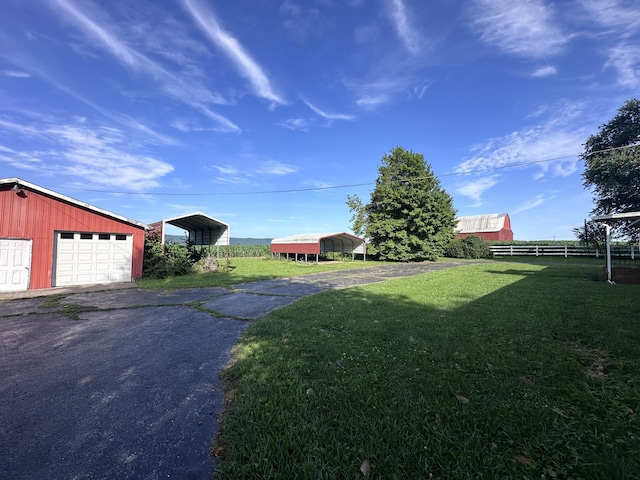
[0,261,475,479]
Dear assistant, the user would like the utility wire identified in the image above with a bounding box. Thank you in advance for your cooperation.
[67,144,637,197]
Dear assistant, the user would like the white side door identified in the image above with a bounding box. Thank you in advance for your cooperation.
[0,239,32,291]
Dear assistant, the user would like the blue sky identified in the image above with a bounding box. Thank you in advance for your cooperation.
[1,0,639,240]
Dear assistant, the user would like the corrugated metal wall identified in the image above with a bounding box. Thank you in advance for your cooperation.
[0,185,145,290]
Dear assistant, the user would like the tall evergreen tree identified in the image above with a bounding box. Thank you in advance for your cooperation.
[351,147,457,261]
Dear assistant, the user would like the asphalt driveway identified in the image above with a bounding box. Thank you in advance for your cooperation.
[0,261,473,479]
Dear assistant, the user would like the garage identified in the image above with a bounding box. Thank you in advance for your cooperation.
[0,239,32,291]
[1,178,147,291]
[53,232,133,287]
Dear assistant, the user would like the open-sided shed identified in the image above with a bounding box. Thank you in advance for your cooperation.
[271,232,366,262]
[149,212,229,256]
[456,213,513,241]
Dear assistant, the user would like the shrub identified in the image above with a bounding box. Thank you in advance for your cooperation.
[445,235,492,259]
[142,232,204,279]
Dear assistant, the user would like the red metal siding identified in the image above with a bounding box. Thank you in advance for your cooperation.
[271,242,320,255]
[1,185,145,290]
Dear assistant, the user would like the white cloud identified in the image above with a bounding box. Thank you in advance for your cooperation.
[532,65,557,77]
[455,102,590,180]
[277,117,311,131]
[181,0,285,106]
[256,160,297,175]
[388,0,422,54]
[0,116,173,190]
[456,175,501,204]
[580,0,640,33]
[470,0,568,59]
[605,43,640,89]
[3,70,31,78]
[304,100,355,121]
[48,0,239,133]
[512,194,554,214]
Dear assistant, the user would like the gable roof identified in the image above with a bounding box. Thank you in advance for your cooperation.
[456,213,509,234]
[1,177,147,229]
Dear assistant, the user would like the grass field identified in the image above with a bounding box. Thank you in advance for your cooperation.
[214,262,640,479]
[135,257,380,289]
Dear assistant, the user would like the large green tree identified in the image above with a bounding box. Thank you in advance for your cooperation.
[582,99,640,238]
[348,147,457,261]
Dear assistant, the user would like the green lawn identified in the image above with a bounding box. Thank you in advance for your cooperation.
[215,262,640,479]
[135,257,380,289]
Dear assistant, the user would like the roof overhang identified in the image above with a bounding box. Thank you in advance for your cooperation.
[157,212,230,246]
[0,177,147,230]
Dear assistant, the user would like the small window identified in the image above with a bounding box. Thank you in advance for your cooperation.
[60,232,74,239]
[115,234,127,241]
[98,234,110,240]
[80,233,93,240]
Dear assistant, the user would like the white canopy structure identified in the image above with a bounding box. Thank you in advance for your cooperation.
[592,211,640,284]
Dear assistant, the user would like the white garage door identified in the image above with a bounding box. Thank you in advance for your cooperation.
[54,232,133,287]
[0,239,32,291]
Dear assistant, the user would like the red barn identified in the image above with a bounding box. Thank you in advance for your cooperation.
[0,178,147,292]
[456,213,513,241]
[271,232,366,262]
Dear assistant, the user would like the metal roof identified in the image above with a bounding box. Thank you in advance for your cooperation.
[271,232,366,254]
[272,232,362,244]
[162,212,229,232]
[0,177,147,229]
[456,213,508,234]
[159,212,230,247]
[592,211,640,222]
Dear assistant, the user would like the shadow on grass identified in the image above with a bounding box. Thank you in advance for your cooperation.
[217,263,640,479]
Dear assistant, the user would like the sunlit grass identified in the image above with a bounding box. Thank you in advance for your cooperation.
[215,262,640,479]
[135,257,382,289]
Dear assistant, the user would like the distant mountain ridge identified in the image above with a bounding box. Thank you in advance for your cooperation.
[164,234,271,245]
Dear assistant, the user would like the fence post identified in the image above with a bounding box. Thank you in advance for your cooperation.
[564,245,568,258]
[510,245,513,256]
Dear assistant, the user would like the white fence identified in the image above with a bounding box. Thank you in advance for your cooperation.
[489,245,639,259]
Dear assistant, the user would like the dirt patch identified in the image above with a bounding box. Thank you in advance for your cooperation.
[570,341,608,379]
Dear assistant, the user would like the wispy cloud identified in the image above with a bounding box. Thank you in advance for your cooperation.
[304,100,355,121]
[512,194,554,214]
[456,102,589,179]
[470,0,568,59]
[3,70,31,78]
[532,65,557,77]
[181,0,285,106]
[0,116,173,190]
[277,117,312,131]
[255,160,298,175]
[48,0,239,132]
[580,0,640,34]
[388,0,422,54]
[456,175,501,205]
[208,159,297,185]
[605,43,640,89]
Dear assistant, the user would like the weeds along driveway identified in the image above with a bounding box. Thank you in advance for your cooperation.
[0,261,474,479]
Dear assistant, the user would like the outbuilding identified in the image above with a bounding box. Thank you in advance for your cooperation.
[0,178,147,292]
[271,232,366,262]
[456,213,513,241]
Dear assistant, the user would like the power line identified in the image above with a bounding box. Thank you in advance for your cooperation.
[67,144,636,197]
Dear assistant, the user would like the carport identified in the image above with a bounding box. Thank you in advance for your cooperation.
[150,212,229,262]
[271,232,366,263]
